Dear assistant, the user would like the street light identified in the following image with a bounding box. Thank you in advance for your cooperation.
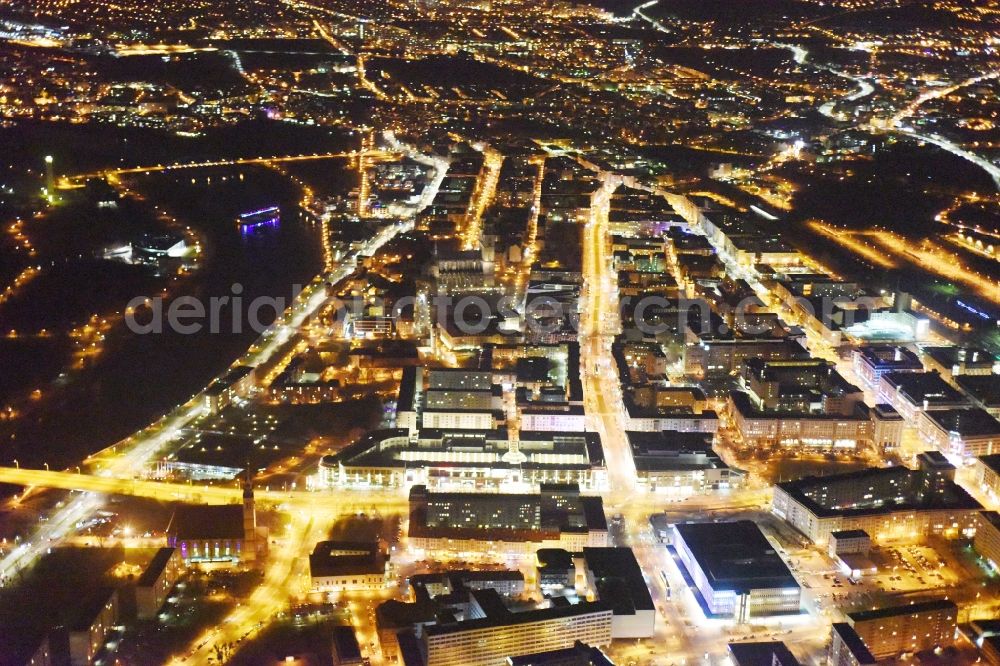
[12,459,17,469]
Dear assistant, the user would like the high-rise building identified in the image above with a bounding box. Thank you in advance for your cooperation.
[828,623,877,666]
[975,511,1000,572]
[845,600,956,659]
[772,462,981,544]
[420,592,613,666]
[407,484,607,555]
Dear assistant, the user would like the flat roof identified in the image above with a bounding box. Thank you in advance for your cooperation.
[729,390,869,421]
[397,366,418,411]
[956,375,1000,407]
[332,625,362,661]
[421,407,504,416]
[626,430,714,452]
[322,427,605,472]
[980,454,1000,475]
[728,641,800,666]
[310,541,386,578]
[923,346,995,369]
[830,529,869,540]
[537,548,575,570]
[424,600,611,637]
[924,408,1000,437]
[583,547,655,614]
[848,599,956,623]
[980,511,1000,532]
[410,569,524,599]
[427,368,493,389]
[508,641,615,666]
[917,450,954,470]
[376,598,438,629]
[625,431,729,473]
[136,547,177,587]
[881,371,967,406]
[673,520,798,592]
[873,403,903,419]
[409,485,607,541]
[831,623,876,664]
[856,346,922,370]
[520,405,586,416]
[777,466,982,518]
[70,588,116,631]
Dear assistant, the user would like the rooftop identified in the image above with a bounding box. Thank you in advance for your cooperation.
[625,430,732,473]
[923,408,1000,437]
[776,466,982,518]
[831,623,876,664]
[856,346,923,370]
[537,548,575,570]
[830,529,870,540]
[923,346,995,371]
[376,598,438,630]
[673,520,798,593]
[848,599,956,623]
[332,625,362,662]
[408,484,607,542]
[167,504,245,541]
[729,390,868,420]
[508,641,615,666]
[873,403,903,420]
[309,541,386,578]
[70,587,117,631]
[881,371,968,407]
[583,547,655,614]
[980,454,1000,475]
[956,374,1000,408]
[424,599,611,637]
[728,641,801,666]
[410,569,525,603]
[136,547,177,587]
[321,428,605,473]
[980,511,1000,532]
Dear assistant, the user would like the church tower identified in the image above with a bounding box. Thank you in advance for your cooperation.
[242,466,258,563]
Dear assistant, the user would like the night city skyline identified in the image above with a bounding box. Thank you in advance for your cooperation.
[0,0,999,664]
